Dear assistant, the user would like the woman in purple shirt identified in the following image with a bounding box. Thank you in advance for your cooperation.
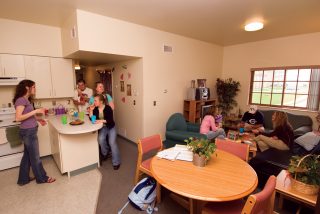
[13,80,55,185]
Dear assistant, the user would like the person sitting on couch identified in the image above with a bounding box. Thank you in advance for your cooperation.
[254,111,294,152]
[240,105,265,133]
[200,111,226,140]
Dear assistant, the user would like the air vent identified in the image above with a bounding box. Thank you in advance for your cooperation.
[163,45,173,53]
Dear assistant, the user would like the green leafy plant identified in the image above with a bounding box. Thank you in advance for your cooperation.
[288,155,320,186]
[216,78,240,116]
[184,137,216,160]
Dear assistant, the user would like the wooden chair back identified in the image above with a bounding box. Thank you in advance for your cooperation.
[215,138,249,162]
[242,175,276,214]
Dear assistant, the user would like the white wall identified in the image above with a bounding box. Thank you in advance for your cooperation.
[222,32,320,129]
[69,10,223,140]
[0,18,62,57]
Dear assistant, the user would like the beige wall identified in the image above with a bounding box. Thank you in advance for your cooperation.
[108,59,143,141]
[71,10,223,140]
[0,18,62,57]
[222,32,320,129]
[82,66,100,90]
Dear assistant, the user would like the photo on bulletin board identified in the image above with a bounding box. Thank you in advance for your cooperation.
[120,81,124,92]
[127,84,132,96]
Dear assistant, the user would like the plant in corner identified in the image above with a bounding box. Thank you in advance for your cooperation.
[288,154,320,195]
[216,78,240,116]
[184,137,216,167]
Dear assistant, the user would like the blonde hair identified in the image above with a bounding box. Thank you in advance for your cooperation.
[273,111,290,129]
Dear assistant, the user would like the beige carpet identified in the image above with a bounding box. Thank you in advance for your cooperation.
[0,156,101,214]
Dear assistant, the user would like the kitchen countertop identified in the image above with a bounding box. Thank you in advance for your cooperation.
[47,114,103,135]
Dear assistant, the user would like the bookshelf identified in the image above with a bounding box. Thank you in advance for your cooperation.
[183,99,216,123]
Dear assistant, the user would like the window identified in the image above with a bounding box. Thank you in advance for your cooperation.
[250,66,320,111]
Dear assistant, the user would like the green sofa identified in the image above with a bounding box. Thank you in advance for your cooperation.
[164,113,207,148]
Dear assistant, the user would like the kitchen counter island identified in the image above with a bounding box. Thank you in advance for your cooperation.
[48,115,102,178]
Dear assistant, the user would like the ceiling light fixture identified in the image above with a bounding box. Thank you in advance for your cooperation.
[74,60,81,70]
[245,22,264,32]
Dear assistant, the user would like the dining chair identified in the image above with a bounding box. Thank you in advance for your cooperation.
[215,138,249,162]
[202,175,276,214]
[135,134,163,202]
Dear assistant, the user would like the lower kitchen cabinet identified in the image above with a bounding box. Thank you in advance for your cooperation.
[38,123,52,157]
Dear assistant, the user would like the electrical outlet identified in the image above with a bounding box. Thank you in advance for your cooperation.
[133,100,136,105]
[153,101,156,106]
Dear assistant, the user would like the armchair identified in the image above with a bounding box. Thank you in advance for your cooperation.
[165,113,207,148]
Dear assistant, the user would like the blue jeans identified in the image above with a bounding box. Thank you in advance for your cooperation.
[18,126,48,185]
[98,126,121,166]
[206,128,226,140]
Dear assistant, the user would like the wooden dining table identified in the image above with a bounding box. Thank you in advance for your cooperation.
[151,149,258,214]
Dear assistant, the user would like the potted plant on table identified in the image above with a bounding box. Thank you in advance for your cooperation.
[184,137,216,167]
[288,154,320,195]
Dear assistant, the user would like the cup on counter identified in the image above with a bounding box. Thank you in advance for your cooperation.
[79,111,85,121]
[61,115,67,125]
[91,115,96,124]
[239,127,244,134]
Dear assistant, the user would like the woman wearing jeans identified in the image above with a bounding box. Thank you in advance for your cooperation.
[13,79,55,185]
[89,94,121,170]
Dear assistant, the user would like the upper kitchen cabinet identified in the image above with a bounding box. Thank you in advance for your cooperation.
[50,58,74,98]
[25,56,52,98]
[0,54,25,77]
[25,56,74,99]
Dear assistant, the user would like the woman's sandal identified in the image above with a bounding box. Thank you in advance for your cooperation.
[46,177,56,183]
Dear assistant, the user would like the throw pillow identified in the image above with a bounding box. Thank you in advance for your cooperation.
[294,132,320,151]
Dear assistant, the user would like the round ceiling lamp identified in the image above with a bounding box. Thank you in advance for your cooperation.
[245,22,264,31]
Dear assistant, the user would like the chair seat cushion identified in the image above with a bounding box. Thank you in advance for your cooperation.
[166,130,206,143]
[202,200,245,214]
[141,158,152,171]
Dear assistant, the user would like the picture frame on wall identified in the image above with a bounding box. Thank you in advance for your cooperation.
[120,81,124,92]
[127,84,132,96]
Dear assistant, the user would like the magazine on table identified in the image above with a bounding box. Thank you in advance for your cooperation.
[156,144,193,161]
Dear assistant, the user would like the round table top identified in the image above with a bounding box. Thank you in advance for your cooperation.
[151,149,258,202]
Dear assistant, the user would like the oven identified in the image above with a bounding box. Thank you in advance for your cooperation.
[0,107,23,170]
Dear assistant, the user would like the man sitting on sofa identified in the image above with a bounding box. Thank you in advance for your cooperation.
[240,105,265,133]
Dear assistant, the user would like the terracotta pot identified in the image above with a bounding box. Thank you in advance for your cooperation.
[193,153,206,167]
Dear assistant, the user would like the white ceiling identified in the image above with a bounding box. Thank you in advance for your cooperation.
[1,0,320,46]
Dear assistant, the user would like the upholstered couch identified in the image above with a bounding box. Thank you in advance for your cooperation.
[250,109,316,187]
[165,113,207,148]
[260,110,313,138]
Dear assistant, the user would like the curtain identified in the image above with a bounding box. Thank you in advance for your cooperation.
[307,68,320,111]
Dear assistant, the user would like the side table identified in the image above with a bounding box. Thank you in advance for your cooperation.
[276,170,317,213]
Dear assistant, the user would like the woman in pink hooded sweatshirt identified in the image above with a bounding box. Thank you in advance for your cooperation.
[200,112,226,140]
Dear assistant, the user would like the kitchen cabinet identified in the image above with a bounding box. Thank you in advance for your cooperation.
[50,58,74,98]
[38,123,51,157]
[25,56,51,98]
[0,54,25,77]
[25,56,74,99]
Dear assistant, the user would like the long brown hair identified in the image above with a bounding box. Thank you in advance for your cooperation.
[13,79,35,104]
[272,111,291,129]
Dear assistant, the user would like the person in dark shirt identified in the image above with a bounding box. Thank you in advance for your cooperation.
[89,94,121,170]
[240,105,265,133]
[254,111,294,152]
